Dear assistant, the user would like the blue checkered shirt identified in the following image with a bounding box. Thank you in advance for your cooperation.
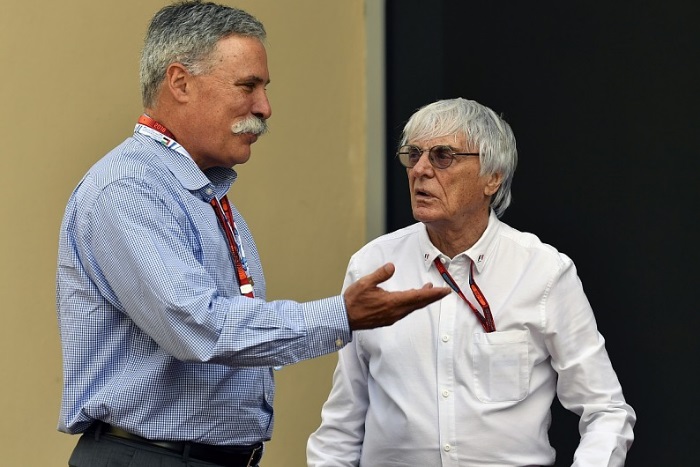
[56,132,351,445]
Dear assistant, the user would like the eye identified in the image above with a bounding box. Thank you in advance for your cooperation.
[433,146,454,163]
[406,146,422,164]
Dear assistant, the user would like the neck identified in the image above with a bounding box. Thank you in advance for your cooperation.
[139,114,176,139]
[143,107,202,167]
[144,105,184,141]
[426,212,490,258]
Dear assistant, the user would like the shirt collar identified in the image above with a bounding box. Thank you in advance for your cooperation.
[418,209,502,273]
[466,210,501,274]
[133,133,237,200]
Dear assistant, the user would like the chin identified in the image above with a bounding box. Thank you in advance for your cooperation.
[234,153,252,165]
[228,145,252,166]
[412,207,434,223]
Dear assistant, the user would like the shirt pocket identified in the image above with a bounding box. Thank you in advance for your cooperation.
[472,329,530,403]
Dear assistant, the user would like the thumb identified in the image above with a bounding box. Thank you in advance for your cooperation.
[363,263,396,287]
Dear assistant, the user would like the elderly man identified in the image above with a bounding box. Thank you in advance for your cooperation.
[307,98,636,466]
[56,2,449,466]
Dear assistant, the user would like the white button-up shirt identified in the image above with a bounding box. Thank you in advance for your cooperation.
[307,211,635,466]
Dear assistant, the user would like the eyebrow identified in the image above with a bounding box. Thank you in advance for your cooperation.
[236,75,270,86]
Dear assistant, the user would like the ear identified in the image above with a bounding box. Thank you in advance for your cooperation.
[164,63,192,103]
[484,172,503,197]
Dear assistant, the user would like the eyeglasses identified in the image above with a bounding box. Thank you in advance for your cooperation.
[397,145,480,169]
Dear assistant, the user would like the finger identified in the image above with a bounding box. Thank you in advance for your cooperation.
[393,286,451,307]
[361,263,396,287]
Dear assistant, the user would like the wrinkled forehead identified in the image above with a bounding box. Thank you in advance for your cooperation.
[407,132,471,149]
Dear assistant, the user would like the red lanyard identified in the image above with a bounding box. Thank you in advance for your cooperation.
[210,196,255,298]
[433,258,496,332]
[135,114,255,298]
[138,114,176,139]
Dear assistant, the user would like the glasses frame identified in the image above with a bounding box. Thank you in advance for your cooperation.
[397,144,480,169]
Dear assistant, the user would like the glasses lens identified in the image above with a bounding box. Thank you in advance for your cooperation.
[429,146,455,168]
[398,145,422,167]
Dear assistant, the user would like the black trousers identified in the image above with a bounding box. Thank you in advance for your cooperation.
[68,430,262,467]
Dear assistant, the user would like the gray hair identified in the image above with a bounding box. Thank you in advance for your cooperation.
[400,98,518,217]
[140,1,266,108]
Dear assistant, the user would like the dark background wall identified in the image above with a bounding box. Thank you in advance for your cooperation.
[385,1,699,465]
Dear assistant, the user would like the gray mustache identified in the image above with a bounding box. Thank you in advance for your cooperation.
[232,116,268,135]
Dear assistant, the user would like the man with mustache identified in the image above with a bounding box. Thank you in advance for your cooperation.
[55,2,449,466]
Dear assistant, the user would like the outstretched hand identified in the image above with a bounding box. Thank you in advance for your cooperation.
[343,263,451,331]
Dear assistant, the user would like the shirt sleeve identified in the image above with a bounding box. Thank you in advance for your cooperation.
[544,255,636,466]
[307,257,368,467]
[78,177,351,367]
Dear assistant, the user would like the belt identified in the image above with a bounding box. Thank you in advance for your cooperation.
[92,422,263,467]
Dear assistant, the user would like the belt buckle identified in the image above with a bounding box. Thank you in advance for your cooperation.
[246,444,262,467]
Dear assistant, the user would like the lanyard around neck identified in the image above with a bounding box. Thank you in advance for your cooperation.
[138,114,176,139]
[433,258,495,332]
[135,114,189,157]
[135,114,255,298]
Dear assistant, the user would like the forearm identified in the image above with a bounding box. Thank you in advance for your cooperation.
[572,402,636,466]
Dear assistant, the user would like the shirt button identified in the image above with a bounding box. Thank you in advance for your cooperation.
[205,188,213,195]
[335,338,344,348]
[442,390,450,398]
[443,444,452,452]
[441,335,449,342]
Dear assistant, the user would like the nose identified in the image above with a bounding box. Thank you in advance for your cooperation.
[253,90,272,120]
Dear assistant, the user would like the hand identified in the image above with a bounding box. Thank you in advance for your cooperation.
[342,263,451,331]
